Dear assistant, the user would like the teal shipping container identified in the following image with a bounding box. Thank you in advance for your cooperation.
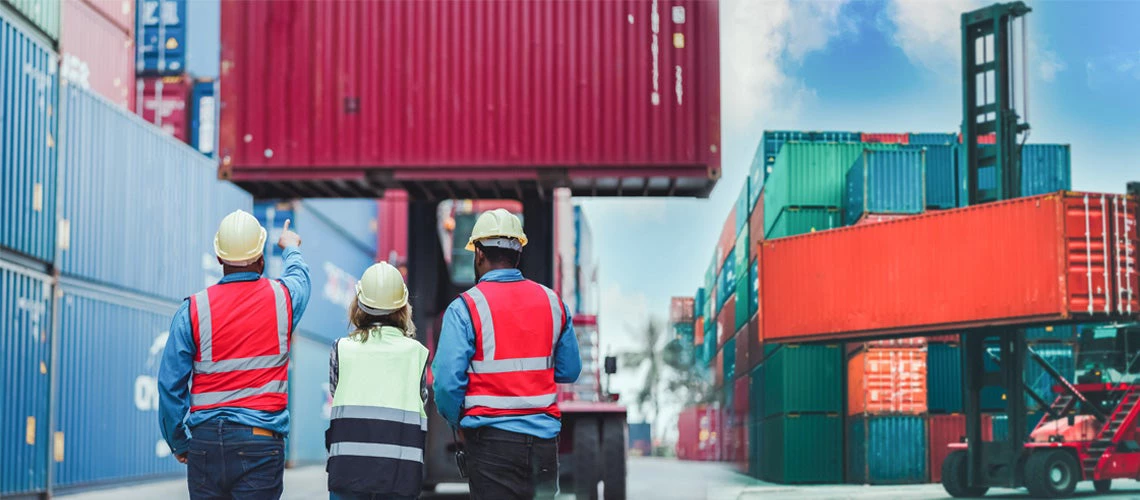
[288,333,334,465]
[762,414,843,484]
[694,288,706,320]
[2,0,59,41]
[904,144,958,209]
[716,250,736,312]
[1025,324,1076,342]
[765,207,841,239]
[847,415,928,484]
[736,179,750,234]
[927,343,963,413]
[734,276,749,331]
[733,226,749,282]
[907,132,957,146]
[748,259,758,317]
[764,344,843,417]
[1,11,58,263]
[723,336,737,382]
[970,144,1072,200]
[844,149,926,225]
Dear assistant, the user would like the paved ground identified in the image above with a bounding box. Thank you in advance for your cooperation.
[56,456,1140,499]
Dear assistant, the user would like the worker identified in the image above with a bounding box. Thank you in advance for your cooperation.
[326,262,428,500]
[432,209,582,500]
[159,210,310,500]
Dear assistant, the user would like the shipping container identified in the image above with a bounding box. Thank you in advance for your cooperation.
[847,415,927,484]
[84,0,134,33]
[927,414,964,483]
[748,191,763,254]
[53,278,183,488]
[2,0,58,40]
[765,207,841,239]
[713,349,723,388]
[717,207,737,270]
[764,344,843,417]
[733,225,749,282]
[985,412,1045,442]
[693,288,705,321]
[927,343,963,413]
[302,199,380,256]
[715,256,735,313]
[136,0,216,76]
[971,143,1073,199]
[716,295,735,347]
[220,0,721,198]
[735,181,749,234]
[734,276,749,332]
[723,336,737,383]
[847,336,927,355]
[861,132,908,144]
[676,404,721,462]
[747,419,763,479]
[0,261,52,496]
[748,259,759,319]
[746,314,761,372]
[189,79,216,157]
[694,315,705,346]
[981,342,1075,410]
[761,193,1140,343]
[628,422,652,457]
[733,325,749,380]
[852,213,916,226]
[908,132,957,146]
[762,414,843,484]
[60,0,134,110]
[57,85,252,301]
[847,348,927,415]
[670,297,695,324]
[844,149,925,225]
[1025,324,1077,342]
[750,130,861,191]
[0,12,58,263]
[377,190,408,264]
[136,75,191,142]
[904,144,957,209]
[288,333,334,465]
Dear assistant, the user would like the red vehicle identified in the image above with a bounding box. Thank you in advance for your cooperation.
[942,323,1140,498]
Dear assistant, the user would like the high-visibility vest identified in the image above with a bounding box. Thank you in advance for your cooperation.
[326,327,428,497]
[460,279,566,419]
[189,278,292,413]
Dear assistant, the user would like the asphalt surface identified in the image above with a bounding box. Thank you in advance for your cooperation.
[56,456,1140,499]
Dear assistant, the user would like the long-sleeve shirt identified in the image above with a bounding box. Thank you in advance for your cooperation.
[431,268,582,439]
[158,246,311,455]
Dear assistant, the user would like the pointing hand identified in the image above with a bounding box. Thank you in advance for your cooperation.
[277,219,302,249]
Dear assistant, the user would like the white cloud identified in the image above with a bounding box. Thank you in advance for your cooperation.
[1036,46,1065,82]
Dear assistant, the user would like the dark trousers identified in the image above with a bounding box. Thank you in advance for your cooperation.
[187,421,286,500]
[329,492,416,500]
[463,427,558,500]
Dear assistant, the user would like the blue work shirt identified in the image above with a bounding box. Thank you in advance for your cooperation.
[432,268,582,439]
[158,246,311,455]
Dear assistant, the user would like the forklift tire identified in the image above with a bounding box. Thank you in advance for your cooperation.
[1025,450,1079,498]
[1093,479,1111,493]
[941,450,990,498]
[601,416,627,500]
[574,418,601,500]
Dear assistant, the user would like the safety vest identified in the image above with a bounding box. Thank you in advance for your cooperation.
[460,279,566,419]
[326,327,428,497]
[188,278,292,413]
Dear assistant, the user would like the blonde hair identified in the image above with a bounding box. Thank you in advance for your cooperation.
[347,300,416,342]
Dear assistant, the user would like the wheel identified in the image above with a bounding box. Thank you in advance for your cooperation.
[941,450,990,498]
[601,416,627,500]
[1093,479,1111,493]
[1025,450,1079,498]
[574,418,601,500]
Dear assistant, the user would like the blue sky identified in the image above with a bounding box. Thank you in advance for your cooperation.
[582,0,1140,357]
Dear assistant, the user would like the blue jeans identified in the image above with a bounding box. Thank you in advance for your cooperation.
[187,420,286,500]
[329,492,416,500]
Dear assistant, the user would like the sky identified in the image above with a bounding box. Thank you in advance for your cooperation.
[581,0,1140,426]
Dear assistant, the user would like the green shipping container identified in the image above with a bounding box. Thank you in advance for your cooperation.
[3,0,59,40]
[765,207,841,239]
[764,344,843,417]
[763,414,844,484]
[764,142,899,236]
[734,225,749,280]
[734,276,749,331]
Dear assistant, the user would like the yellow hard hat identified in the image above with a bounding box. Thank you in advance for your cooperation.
[356,262,408,315]
[214,210,267,266]
[465,208,527,251]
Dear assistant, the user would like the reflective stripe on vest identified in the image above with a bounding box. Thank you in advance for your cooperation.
[328,443,424,463]
[331,405,428,432]
[191,379,289,407]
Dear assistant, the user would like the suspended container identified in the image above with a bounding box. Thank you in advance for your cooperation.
[0,12,58,263]
[2,0,59,40]
[765,207,840,240]
[287,332,335,465]
[847,348,927,415]
[762,414,843,484]
[0,261,52,497]
[763,344,843,417]
[844,149,926,225]
[847,415,928,484]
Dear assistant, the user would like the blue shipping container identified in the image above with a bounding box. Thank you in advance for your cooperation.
[189,79,216,157]
[53,279,183,488]
[907,132,957,146]
[288,333,334,465]
[0,261,52,496]
[301,199,379,256]
[844,149,925,225]
[723,336,737,382]
[1,13,58,263]
[256,200,375,344]
[971,144,1072,199]
[715,249,735,313]
[748,259,758,316]
[904,144,957,209]
[735,180,750,234]
[57,84,253,303]
[847,415,928,485]
[927,343,963,413]
[137,0,220,77]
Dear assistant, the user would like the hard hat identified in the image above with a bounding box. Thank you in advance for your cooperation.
[214,210,267,266]
[465,208,527,251]
[356,262,408,315]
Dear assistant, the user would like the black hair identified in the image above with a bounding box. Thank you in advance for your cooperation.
[475,242,521,268]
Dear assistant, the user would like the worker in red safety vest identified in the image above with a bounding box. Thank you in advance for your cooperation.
[432,209,582,500]
[158,210,311,500]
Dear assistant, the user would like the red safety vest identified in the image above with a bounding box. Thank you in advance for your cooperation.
[460,279,566,419]
[188,278,293,413]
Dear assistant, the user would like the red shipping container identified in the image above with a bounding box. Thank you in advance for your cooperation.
[137,76,192,142]
[749,191,764,253]
[694,319,705,345]
[853,213,915,226]
[219,0,721,198]
[927,334,959,343]
[861,132,909,144]
[377,190,409,267]
[717,205,737,269]
[734,324,749,378]
[927,414,965,483]
[959,133,997,144]
[60,0,135,110]
[717,295,735,348]
[84,0,134,33]
[847,336,927,356]
[747,314,762,371]
[670,297,695,324]
[762,193,1140,343]
[848,348,928,415]
[713,350,723,388]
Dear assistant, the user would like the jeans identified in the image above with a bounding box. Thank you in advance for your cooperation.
[187,420,286,500]
[463,426,558,500]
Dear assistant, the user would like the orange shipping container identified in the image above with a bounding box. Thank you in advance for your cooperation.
[695,319,705,345]
[848,348,928,415]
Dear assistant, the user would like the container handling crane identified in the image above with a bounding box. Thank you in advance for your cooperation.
[941,3,1140,498]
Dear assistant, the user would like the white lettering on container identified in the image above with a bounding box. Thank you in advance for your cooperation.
[650,0,660,106]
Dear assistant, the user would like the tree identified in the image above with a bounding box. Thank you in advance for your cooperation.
[617,317,713,441]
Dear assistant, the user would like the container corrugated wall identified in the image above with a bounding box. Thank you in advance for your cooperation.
[1021,144,1071,196]
[1,12,58,263]
[0,260,52,496]
[762,414,842,484]
[927,343,963,413]
[907,144,957,209]
[53,279,182,488]
[57,84,252,302]
[847,415,927,484]
[927,414,964,483]
[844,149,925,225]
[1026,324,1076,342]
[288,333,334,465]
[847,348,927,415]
[60,0,135,110]
[908,133,956,146]
[763,344,842,417]
[2,0,59,41]
[766,207,840,239]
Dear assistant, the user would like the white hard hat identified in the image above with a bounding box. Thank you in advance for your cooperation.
[465,208,527,251]
[356,262,408,315]
[214,210,267,266]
